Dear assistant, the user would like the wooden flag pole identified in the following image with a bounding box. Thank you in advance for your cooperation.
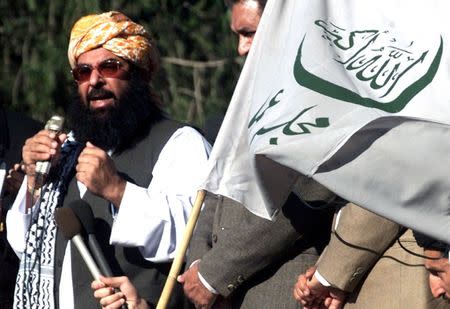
[156,190,206,309]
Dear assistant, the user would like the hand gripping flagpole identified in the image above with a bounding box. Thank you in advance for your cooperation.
[156,190,206,309]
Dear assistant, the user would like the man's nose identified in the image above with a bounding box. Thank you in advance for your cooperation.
[89,68,105,87]
[238,36,253,57]
[429,274,446,299]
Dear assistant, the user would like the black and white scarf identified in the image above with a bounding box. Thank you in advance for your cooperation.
[14,140,82,309]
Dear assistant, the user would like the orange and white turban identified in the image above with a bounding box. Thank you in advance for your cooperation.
[68,11,158,74]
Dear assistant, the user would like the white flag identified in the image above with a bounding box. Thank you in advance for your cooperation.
[203,0,450,243]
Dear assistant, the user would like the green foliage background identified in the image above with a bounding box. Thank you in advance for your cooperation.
[0,0,243,127]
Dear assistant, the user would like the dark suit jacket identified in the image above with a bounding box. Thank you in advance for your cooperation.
[188,178,336,308]
[0,109,41,305]
[0,109,42,168]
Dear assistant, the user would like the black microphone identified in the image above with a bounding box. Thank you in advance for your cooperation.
[68,200,128,309]
[68,200,114,277]
[54,206,102,280]
[35,115,64,188]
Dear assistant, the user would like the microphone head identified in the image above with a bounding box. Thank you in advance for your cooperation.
[68,200,95,234]
[54,207,82,239]
[45,115,64,132]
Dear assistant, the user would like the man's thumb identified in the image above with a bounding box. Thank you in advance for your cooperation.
[177,273,185,283]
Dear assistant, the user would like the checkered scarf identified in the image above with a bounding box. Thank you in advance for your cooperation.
[14,140,82,309]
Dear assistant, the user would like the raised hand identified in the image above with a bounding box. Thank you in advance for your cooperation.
[22,130,67,177]
[22,130,67,207]
[76,142,126,207]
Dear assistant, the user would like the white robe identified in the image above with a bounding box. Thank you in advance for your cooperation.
[7,126,211,308]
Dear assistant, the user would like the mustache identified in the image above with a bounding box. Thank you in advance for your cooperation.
[87,88,115,101]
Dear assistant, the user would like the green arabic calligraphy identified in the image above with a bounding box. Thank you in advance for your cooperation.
[294,20,443,113]
[315,20,379,51]
[249,90,329,145]
[248,89,284,129]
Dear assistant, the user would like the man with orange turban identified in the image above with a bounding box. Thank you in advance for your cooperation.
[67,11,159,81]
[7,11,210,309]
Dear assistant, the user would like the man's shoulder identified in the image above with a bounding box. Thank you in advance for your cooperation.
[152,118,209,150]
[152,118,184,131]
[153,118,204,139]
[142,118,210,168]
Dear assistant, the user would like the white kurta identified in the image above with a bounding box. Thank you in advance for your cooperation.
[7,126,211,308]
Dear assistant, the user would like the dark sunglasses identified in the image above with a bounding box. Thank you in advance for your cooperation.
[71,59,125,82]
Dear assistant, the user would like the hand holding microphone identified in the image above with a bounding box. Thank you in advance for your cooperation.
[92,276,148,309]
[34,115,65,182]
[22,115,66,205]
[57,200,129,309]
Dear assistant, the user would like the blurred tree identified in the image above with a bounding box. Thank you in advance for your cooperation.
[0,0,243,127]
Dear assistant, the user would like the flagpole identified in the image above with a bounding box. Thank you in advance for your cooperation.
[156,189,206,309]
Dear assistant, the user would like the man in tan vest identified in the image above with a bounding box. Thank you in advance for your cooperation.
[294,203,446,308]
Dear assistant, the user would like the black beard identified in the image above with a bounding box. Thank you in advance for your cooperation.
[67,74,163,153]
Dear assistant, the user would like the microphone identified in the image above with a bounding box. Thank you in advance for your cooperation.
[68,200,128,309]
[35,115,64,188]
[54,206,101,280]
[68,200,114,277]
